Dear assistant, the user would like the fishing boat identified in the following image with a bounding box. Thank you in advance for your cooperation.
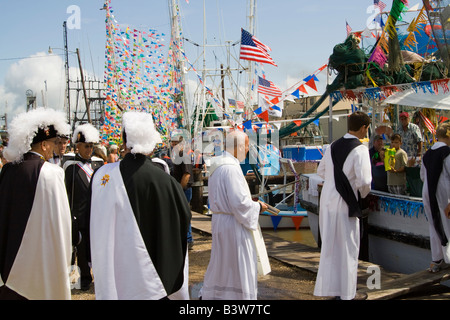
[296,0,450,276]
[299,173,433,274]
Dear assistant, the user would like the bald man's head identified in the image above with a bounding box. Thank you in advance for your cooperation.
[226,130,249,162]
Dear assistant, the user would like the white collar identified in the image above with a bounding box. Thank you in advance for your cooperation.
[223,151,239,163]
[431,141,448,150]
[343,133,359,140]
[29,151,45,158]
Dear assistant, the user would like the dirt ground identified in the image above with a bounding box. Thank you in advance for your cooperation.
[71,230,322,300]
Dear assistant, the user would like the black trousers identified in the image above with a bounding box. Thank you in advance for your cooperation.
[73,228,92,285]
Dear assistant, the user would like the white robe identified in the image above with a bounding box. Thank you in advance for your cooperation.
[90,162,189,300]
[201,152,262,300]
[313,133,372,300]
[0,162,72,300]
[420,142,450,263]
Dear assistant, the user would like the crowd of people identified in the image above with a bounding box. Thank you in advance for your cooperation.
[369,111,425,195]
[0,106,263,300]
[0,108,193,299]
[0,107,448,301]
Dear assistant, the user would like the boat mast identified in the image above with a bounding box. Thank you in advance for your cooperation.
[185,0,255,136]
[246,0,256,118]
[192,0,212,139]
[198,0,207,137]
[168,0,190,136]
[62,21,71,126]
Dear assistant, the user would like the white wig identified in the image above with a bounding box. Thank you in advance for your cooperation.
[4,107,70,163]
[122,111,162,154]
[72,123,100,144]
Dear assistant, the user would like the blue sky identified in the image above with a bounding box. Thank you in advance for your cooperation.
[0,0,420,122]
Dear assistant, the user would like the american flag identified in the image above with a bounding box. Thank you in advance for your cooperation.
[258,76,282,97]
[346,21,352,37]
[374,0,387,12]
[240,29,277,66]
[418,111,436,134]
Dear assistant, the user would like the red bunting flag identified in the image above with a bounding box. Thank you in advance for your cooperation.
[293,120,302,126]
[257,110,269,122]
[270,96,280,104]
[298,85,308,94]
[304,78,317,91]
[318,64,327,72]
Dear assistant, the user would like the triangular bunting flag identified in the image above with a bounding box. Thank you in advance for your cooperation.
[318,64,327,72]
[303,75,319,82]
[243,120,252,130]
[304,77,317,91]
[258,110,269,122]
[291,89,300,98]
[254,107,263,115]
[298,85,308,94]
[270,97,280,104]
[270,216,283,231]
[291,216,304,230]
[270,105,281,111]
[293,120,302,126]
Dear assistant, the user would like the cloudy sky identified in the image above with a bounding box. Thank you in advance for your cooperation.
[0,0,421,126]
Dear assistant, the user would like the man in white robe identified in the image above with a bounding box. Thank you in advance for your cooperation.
[420,122,450,272]
[313,111,372,300]
[0,108,72,300]
[201,130,269,300]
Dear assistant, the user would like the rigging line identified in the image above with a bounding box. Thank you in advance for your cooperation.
[216,0,225,49]
[86,34,97,82]
[0,53,73,61]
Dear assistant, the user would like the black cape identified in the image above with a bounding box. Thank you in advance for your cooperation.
[331,137,364,217]
[0,152,72,299]
[89,153,191,298]
[423,145,450,246]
